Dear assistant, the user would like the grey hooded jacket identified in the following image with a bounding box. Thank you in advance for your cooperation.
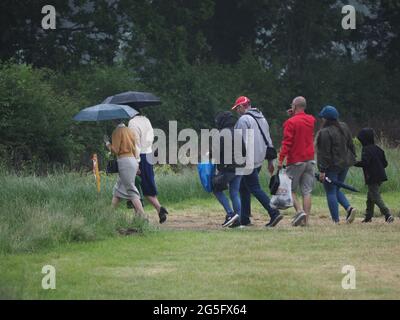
[234,108,273,169]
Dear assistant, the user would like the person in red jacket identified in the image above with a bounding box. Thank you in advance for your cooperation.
[278,96,316,226]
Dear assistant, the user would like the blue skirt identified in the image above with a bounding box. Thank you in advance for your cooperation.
[139,154,158,196]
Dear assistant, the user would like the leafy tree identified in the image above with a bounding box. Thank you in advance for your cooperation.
[0,63,76,169]
[0,0,127,69]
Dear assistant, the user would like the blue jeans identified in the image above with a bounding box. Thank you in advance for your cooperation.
[323,168,351,222]
[240,167,278,224]
[213,175,242,217]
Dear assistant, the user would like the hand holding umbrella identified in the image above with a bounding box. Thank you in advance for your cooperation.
[103,135,111,147]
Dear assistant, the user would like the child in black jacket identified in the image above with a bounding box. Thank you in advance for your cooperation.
[355,128,394,223]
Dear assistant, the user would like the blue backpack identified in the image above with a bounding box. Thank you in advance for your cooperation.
[197,162,216,193]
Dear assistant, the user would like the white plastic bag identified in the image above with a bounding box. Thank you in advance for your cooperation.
[270,169,293,210]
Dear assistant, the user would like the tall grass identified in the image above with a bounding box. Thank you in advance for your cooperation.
[0,145,399,254]
[0,171,147,254]
[155,168,211,204]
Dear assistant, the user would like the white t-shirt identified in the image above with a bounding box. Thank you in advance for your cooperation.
[128,115,154,154]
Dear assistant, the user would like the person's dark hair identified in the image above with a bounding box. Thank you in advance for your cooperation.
[323,119,345,136]
[214,111,237,129]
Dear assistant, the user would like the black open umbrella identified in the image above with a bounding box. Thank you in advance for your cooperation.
[102,91,161,109]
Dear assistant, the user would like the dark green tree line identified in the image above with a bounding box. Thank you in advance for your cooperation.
[0,0,399,170]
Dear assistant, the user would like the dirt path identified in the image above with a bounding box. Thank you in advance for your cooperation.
[148,209,396,231]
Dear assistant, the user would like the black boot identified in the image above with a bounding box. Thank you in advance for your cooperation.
[159,207,168,224]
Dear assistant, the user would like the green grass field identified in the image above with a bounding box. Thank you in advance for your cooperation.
[1,153,400,299]
[1,196,400,299]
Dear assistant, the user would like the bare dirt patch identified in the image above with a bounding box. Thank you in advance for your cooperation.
[147,208,397,231]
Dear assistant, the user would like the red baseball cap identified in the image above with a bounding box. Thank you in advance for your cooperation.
[232,96,250,110]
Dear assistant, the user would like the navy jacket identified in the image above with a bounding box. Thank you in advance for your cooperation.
[354,128,388,185]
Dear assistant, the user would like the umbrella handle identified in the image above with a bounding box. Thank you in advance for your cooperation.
[325,177,332,184]
[314,172,332,184]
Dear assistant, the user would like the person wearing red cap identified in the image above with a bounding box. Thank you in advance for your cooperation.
[278,96,316,227]
[232,96,283,228]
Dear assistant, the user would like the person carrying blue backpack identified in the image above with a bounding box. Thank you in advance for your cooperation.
[210,111,246,228]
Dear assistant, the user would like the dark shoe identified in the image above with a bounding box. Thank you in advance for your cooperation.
[241,221,253,227]
[266,213,283,228]
[221,213,234,226]
[229,220,241,228]
[159,207,168,224]
[222,214,240,228]
[291,211,303,224]
[385,215,394,224]
[346,207,356,224]
[240,219,252,226]
[362,215,372,223]
[292,211,307,227]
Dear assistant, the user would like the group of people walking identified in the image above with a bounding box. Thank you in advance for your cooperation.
[103,94,395,228]
[211,95,395,228]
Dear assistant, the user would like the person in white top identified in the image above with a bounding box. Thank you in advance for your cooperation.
[128,113,168,223]
[129,115,154,154]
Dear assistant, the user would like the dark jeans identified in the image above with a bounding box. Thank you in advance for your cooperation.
[239,167,279,225]
[366,183,390,217]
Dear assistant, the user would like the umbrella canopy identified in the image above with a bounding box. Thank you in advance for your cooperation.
[73,104,139,122]
[102,91,161,109]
